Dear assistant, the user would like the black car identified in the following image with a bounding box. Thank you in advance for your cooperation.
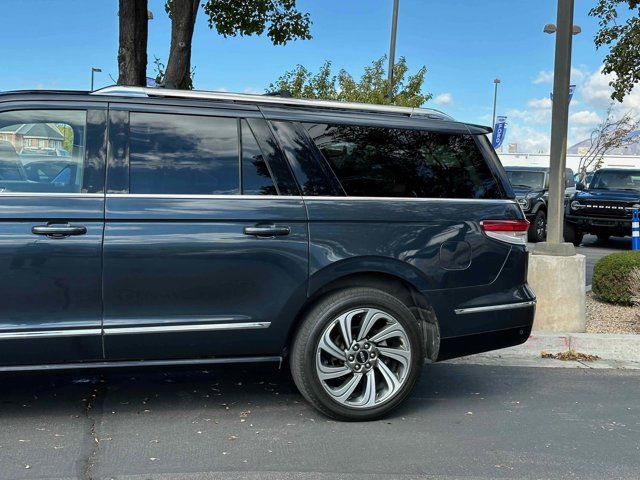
[565,168,640,246]
[505,166,575,242]
[0,86,535,420]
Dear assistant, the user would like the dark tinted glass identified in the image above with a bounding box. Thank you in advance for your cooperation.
[129,113,239,195]
[590,170,640,190]
[241,120,276,195]
[271,121,343,196]
[304,123,501,199]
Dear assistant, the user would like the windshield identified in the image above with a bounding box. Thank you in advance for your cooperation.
[506,170,546,190]
[590,170,640,191]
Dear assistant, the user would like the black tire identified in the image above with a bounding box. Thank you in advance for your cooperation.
[563,222,583,247]
[528,210,547,243]
[597,234,610,243]
[290,287,425,421]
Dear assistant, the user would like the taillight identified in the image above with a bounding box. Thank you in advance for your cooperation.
[480,219,530,245]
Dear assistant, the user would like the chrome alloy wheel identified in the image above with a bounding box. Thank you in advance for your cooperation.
[315,307,412,409]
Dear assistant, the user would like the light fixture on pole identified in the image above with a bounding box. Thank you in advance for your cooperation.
[536,0,581,255]
[90,67,102,91]
[387,0,400,102]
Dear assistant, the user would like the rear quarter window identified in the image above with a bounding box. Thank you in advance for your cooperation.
[304,123,502,199]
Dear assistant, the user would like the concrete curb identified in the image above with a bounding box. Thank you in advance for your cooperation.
[447,332,640,369]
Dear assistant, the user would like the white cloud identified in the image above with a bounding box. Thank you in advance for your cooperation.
[571,67,587,84]
[527,97,552,109]
[433,93,453,106]
[533,67,585,86]
[569,125,596,147]
[580,65,640,116]
[533,70,553,84]
[506,96,552,125]
[569,110,601,125]
[508,124,550,153]
[243,87,263,95]
[581,66,615,109]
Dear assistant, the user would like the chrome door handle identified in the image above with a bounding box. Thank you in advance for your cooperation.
[243,225,291,237]
[32,224,87,237]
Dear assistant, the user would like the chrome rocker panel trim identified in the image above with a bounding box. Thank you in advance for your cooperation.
[103,322,271,335]
[0,356,282,373]
[0,322,271,340]
[454,300,536,315]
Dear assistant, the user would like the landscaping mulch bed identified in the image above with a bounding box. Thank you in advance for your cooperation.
[586,291,640,334]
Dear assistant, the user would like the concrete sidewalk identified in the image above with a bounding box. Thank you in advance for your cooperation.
[447,332,640,370]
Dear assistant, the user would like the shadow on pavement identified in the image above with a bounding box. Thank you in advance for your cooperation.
[0,362,522,422]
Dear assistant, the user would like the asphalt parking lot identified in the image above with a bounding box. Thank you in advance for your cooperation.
[530,234,632,285]
[1,363,639,480]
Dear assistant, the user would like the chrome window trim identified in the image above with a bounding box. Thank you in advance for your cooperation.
[105,193,517,203]
[303,196,519,204]
[106,193,300,200]
[454,300,536,315]
[0,192,104,198]
[0,328,101,340]
[103,321,271,335]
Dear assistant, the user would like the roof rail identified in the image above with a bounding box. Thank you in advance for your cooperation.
[90,86,453,120]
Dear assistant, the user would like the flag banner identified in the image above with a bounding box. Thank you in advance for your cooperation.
[492,115,507,149]
[550,84,576,103]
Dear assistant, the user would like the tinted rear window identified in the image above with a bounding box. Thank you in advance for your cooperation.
[129,112,239,195]
[304,123,502,199]
[241,120,277,195]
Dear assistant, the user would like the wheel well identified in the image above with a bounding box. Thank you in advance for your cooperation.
[286,272,440,361]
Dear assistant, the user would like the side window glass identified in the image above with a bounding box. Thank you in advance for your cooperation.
[271,121,342,196]
[0,110,86,193]
[304,123,502,199]
[241,120,276,195]
[129,112,239,195]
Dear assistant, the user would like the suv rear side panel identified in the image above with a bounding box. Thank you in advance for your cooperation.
[270,115,535,360]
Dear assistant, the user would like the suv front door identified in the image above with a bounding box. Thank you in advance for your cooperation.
[0,105,106,366]
[102,106,308,360]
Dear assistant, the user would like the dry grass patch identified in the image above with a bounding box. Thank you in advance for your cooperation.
[541,350,600,362]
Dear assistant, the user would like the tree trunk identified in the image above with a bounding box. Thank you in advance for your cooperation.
[117,0,148,86]
[164,0,199,89]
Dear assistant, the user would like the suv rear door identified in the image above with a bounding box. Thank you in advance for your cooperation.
[0,104,106,366]
[102,104,308,360]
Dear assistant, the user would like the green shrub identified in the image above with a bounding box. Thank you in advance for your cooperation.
[630,268,640,306]
[592,251,640,305]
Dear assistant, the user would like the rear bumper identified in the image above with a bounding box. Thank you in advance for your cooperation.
[427,244,536,361]
[437,323,533,361]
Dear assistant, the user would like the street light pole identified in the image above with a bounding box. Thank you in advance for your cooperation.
[90,67,102,91]
[538,0,576,255]
[491,78,501,140]
[387,0,400,102]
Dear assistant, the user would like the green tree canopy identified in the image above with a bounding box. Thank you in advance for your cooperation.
[202,0,312,45]
[268,56,432,107]
[590,0,640,101]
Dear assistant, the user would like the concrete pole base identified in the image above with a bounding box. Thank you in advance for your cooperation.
[528,253,586,332]
[533,241,576,256]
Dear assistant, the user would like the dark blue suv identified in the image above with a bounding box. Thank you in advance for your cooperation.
[0,87,535,420]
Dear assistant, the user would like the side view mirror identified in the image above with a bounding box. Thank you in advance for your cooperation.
[576,182,585,191]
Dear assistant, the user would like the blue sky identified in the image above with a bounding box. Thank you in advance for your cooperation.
[1,0,637,152]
